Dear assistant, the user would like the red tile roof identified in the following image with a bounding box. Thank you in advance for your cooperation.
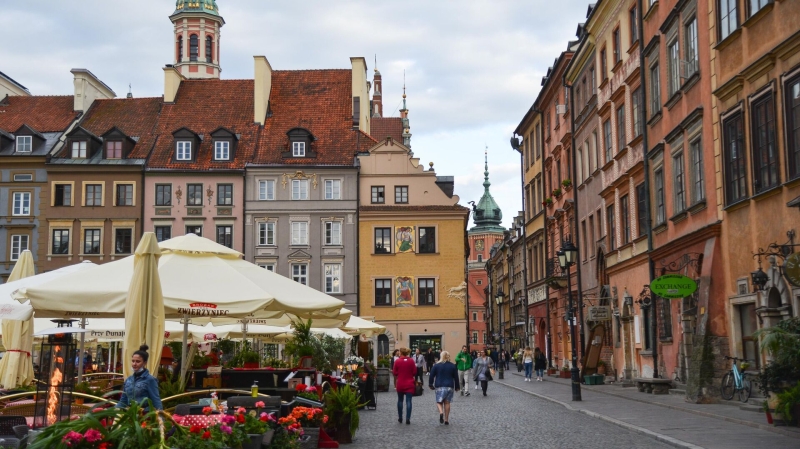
[253,70,376,166]
[370,117,403,142]
[70,97,162,158]
[0,95,76,133]
[360,205,470,213]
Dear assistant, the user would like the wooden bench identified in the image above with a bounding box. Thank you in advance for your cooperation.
[634,378,673,395]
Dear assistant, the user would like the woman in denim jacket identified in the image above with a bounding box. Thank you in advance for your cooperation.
[116,345,163,410]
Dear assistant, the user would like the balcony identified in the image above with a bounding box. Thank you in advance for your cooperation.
[545,257,568,289]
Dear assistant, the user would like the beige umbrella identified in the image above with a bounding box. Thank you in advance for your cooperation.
[122,232,165,377]
[341,316,386,337]
[0,250,36,388]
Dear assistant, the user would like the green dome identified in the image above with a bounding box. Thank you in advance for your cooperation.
[470,151,505,232]
[174,0,219,16]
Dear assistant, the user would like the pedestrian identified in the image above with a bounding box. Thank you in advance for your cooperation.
[499,350,506,371]
[391,349,400,388]
[504,349,511,370]
[425,348,435,375]
[522,347,534,381]
[413,348,425,383]
[534,347,547,381]
[116,345,163,410]
[472,349,495,397]
[455,345,472,396]
[428,351,460,425]
[392,347,416,424]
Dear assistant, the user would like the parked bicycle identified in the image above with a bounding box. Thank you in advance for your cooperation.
[720,356,751,402]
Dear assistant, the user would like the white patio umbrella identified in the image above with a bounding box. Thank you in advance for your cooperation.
[0,250,35,388]
[341,316,386,337]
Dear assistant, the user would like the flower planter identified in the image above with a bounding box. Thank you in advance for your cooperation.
[242,433,264,449]
[299,427,321,448]
[332,411,353,444]
[243,362,259,369]
[559,371,571,379]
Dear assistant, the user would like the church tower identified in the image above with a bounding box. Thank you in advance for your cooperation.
[371,65,383,118]
[170,0,225,79]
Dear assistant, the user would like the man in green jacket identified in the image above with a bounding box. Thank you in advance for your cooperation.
[455,345,473,396]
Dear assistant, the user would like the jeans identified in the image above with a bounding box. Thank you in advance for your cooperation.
[415,367,424,383]
[480,380,488,395]
[524,362,533,379]
[458,369,471,392]
[536,368,544,378]
[397,392,413,421]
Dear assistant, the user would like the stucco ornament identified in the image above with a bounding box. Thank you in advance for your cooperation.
[447,281,467,304]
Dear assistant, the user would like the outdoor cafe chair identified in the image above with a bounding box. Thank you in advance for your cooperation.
[0,416,28,448]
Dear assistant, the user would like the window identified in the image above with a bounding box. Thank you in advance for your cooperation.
[616,104,626,151]
[395,186,408,204]
[292,264,308,285]
[16,136,32,153]
[205,36,213,63]
[581,220,588,260]
[650,63,661,116]
[10,235,29,261]
[259,264,275,272]
[155,185,172,206]
[630,6,638,45]
[214,141,229,160]
[106,141,122,159]
[177,35,183,60]
[324,180,341,200]
[155,226,171,242]
[292,142,306,157]
[673,152,686,213]
[621,195,630,245]
[685,18,698,77]
[291,179,309,200]
[787,75,800,179]
[115,228,132,254]
[668,40,680,96]
[613,28,621,64]
[632,87,642,138]
[655,168,666,224]
[13,174,32,182]
[185,225,202,236]
[473,312,478,321]
[636,183,647,238]
[72,141,87,158]
[85,184,102,206]
[723,112,747,204]
[751,93,779,192]
[719,0,739,41]
[535,123,541,159]
[600,48,607,80]
[258,222,275,246]
[217,184,233,206]
[418,278,436,305]
[12,192,30,216]
[291,222,308,245]
[116,184,133,206]
[324,263,342,294]
[643,308,652,350]
[749,0,769,17]
[589,214,596,257]
[690,138,705,204]
[176,141,192,160]
[374,227,391,254]
[187,184,203,206]
[375,279,392,306]
[216,225,233,248]
[477,254,483,262]
[52,229,70,254]
[83,229,101,254]
[189,34,198,61]
[607,204,616,250]
[603,119,613,162]
[472,332,478,344]
[591,132,598,172]
[325,221,342,246]
[371,186,385,204]
[419,227,436,253]
[258,180,275,200]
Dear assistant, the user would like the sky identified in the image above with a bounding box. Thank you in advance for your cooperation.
[2,0,590,228]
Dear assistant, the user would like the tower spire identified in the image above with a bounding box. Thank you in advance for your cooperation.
[400,70,411,147]
[483,146,490,192]
[471,145,504,232]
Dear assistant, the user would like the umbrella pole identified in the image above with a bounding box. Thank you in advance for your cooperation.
[373,335,378,367]
[181,315,189,381]
[77,318,86,384]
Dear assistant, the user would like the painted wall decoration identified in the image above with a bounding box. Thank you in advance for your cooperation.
[395,226,415,253]
[395,276,414,306]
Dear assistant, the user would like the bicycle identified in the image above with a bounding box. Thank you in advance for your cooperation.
[720,356,751,402]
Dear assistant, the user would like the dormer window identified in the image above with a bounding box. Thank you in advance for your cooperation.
[72,141,87,158]
[106,141,122,159]
[16,136,32,153]
[177,141,192,160]
[293,142,306,157]
[214,141,230,160]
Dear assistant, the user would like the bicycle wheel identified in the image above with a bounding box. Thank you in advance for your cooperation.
[720,372,735,400]
[738,378,751,403]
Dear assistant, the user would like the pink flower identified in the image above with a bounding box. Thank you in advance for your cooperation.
[254,401,265,408]
[92,407,105,413]
[84,428,103,443]
[220,415,235,425]
[236,407,246,415]
[62,431,84,446]
[219,424,232,435]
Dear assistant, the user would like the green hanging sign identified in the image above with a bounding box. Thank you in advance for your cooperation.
[650,274,697,299]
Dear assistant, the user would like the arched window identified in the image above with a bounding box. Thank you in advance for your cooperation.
[189,34,198,62]
[206,36,213,63]
[177,36,183,61]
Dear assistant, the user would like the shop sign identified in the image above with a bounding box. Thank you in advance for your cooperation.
[528,286,547,304]
[784,252,800,288]
[650,274,697,299]
[587,306,611,321]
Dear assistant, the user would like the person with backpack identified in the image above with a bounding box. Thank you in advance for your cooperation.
[455,345,472,396]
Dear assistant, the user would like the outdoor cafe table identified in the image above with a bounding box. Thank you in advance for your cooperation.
[189,368,317,401]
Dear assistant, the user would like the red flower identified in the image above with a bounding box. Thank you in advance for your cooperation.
[140,422,147,429]
[99,443,112,449]
[202,431,211,440]
[189,425,203,434]
[295,383,308,392]
[236,414,246,424]
[202,406,213,416]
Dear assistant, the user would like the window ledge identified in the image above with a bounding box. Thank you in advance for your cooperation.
[627,40,640,55]
[628,134,644,149]
[643,0,659,22]
[653,223,668,235]
[639,350,653,357]
[416,252,440,255]
[681,72,701,94]
[687,200,707,215]
[665,91,682,110]
[373,304,394,308]
[323,245,344,249]
[618,241,634,251]
[601,158,615,172]
[614,146,629,162]
[372,252,395,256]
[715,28,742,51]
[79,254,104,257]
[742,3,775,29]
[611,60,624,74]
[648,110,663,128]
[669,211,688,224]
[723,198,751,212]
[752,184,783,201]
[48,254,73,257]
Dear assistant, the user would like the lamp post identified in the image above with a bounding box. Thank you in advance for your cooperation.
[558,240,581,401]
[495,287,505,379]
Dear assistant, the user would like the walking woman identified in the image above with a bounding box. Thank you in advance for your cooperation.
[116,345,163,410]
[472,350,495,397]
[534,347,547,381]
[428,351,460,425]
[523,347,534,382]
[392,347,417,424]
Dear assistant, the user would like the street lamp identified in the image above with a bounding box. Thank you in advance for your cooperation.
[558,240,581,401]
[751,267,769,292]
[495,287,505,380]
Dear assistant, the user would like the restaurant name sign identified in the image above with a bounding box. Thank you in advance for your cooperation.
[649,274,697,299]
[176,302,230,316]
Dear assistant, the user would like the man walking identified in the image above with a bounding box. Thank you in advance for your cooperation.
[455,345,472,396]
[414,348,425,383]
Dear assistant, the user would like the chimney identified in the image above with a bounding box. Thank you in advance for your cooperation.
[350,57,369,135]
[163,65,184,103]
[254,56,273,125]
[71,69,115,112]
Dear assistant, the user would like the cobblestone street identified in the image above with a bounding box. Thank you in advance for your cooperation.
[351,379,672,448]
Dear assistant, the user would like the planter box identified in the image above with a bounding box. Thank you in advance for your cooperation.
[559,371,571,379]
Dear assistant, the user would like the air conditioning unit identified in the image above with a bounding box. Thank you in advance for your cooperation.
[556,104,568,114]
[679,60,697,80]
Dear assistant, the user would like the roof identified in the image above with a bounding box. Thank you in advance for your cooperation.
[70,97,162,159]
[173,0,220,17]
[253,70,376,166]
[360,205,470,213]
[370,117,403,142]
[0,95,76,133]
[0,71,30,94]
[471,153,504,232]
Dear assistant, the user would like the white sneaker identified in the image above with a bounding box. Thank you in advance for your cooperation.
[474,385,478,390]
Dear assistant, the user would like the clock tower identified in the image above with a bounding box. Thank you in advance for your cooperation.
[170,0,225,79]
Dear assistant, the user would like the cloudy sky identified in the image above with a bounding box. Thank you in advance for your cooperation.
[3,0,589,228]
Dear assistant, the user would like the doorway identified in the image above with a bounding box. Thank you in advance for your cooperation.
[409,335,442,355]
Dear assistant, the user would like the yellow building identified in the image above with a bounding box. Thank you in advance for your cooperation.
[358,137,469,356]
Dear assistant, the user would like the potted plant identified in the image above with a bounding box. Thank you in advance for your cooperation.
[73,381,99,405]
[773,382,800,426]
[596,360,606,375]
[323,385,366,444]
[755,318,800,422]
[562,179,572,189]
[241,351,260,369]
[543,197,553,208]
[552,188,562,198]
[192,353,213,369]
[560,366,571,379]
[286,406,327,448]
[286,319,316,366]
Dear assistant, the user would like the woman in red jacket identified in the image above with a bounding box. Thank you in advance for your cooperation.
[392,347,417,425]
